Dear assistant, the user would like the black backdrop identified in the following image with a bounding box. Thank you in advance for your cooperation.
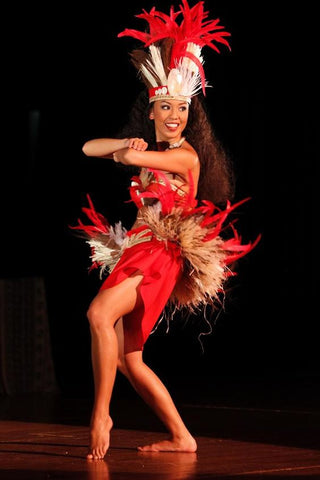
[2,0,317,397]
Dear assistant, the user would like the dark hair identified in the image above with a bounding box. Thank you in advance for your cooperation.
[117,90,235,206]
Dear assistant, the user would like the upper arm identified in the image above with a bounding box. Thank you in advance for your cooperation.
[123,147,198,178]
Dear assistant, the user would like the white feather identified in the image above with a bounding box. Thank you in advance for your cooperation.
[87,222,127,278]
[181,43,203,74]
[140,45,168,87]
[110,222,127,246]
[168,43,208,98]
[87,239,117,278]
[149,45,167,85]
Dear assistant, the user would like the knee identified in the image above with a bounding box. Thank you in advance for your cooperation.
[117,355,128,376]
[117,353,141,378]
[122,352,143,377]
[87,302,108,332]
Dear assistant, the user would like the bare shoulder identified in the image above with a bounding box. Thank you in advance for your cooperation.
[162,142,199,183]
[180,141,199,168]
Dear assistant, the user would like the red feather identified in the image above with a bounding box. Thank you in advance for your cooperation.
[70,194,110,237]
[118,0,231,95]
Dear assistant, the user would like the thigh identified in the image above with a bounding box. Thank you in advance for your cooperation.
[89,273,144,323]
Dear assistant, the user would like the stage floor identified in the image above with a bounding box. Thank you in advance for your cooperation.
[1,375,320,479]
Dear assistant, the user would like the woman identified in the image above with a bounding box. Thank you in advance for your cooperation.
[74,0,258,460]
[82,97,200,459]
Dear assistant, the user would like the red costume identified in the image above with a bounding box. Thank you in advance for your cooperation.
[72,167,259,352]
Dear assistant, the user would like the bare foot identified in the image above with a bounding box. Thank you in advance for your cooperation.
[137,435,197,452]
[87,416,113,460]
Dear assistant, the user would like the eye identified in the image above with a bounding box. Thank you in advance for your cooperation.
[161,104,170,110]
[179,105,188,112]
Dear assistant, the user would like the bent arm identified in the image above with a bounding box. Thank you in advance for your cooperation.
[114,147,198,178]
[82,138,148,159]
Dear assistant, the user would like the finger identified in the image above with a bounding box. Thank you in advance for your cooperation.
[137,140,147,151]
[128,139,138,149]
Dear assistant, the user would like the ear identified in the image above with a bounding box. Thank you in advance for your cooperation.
[149,111,154,120]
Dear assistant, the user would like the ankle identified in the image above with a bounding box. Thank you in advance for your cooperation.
[172,430,195,442]
[90,412,110,426]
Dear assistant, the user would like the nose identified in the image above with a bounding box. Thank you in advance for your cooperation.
[169,107,179,119]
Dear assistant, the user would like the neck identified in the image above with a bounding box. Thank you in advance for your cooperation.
[157,141,169,151]
[168,137,185,149]
[156,137,185,151]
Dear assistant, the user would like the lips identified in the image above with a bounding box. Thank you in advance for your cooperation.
[165,123,179,131]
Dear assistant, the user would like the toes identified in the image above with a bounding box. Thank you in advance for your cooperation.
[98,448,105,459]
[137,445,156,452]
[87,450,102,460]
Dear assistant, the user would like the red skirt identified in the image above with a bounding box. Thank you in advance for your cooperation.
[99,230,182,353]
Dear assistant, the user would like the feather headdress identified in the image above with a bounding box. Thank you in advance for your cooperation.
[118,0,231,103]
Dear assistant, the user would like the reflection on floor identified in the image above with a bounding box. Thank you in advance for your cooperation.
[1,374,320,478]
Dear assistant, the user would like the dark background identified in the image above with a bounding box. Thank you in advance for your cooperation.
[2,1,317,400]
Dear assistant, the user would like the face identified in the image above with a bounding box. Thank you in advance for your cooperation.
[149,99,189,143]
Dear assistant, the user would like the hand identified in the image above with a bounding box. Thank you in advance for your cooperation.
[113,138,148,164]
[127,138,148,151]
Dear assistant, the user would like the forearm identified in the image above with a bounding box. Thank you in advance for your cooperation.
[82,138,129,158]
[114,147,197,176]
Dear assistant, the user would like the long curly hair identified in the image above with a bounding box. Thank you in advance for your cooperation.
[117,89,235,206]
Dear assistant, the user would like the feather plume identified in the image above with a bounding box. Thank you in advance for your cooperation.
[118,0,231,96]
[140,44,168,87]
